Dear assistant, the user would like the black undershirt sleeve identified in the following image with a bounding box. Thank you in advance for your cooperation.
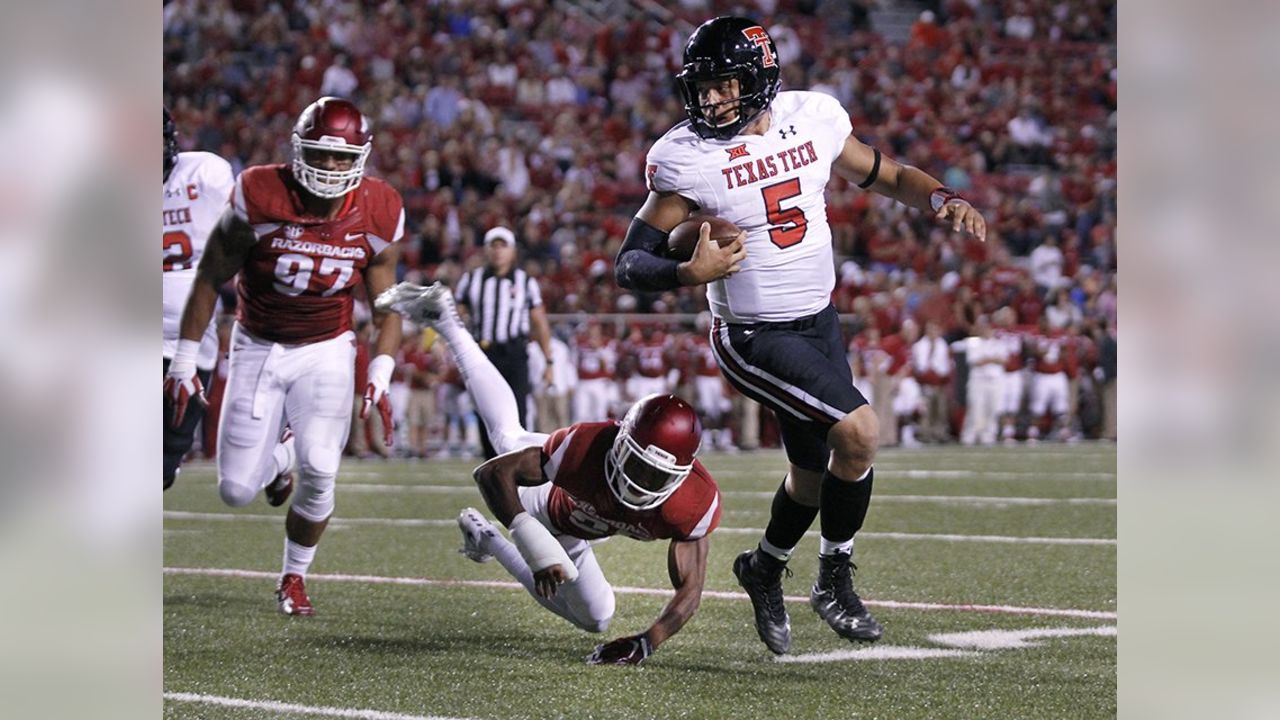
[614,218,682,292]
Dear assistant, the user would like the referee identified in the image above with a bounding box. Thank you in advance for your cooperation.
[455,225,554,458]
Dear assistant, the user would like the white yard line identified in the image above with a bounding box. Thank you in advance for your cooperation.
[712,527,1116,546]
[335,483,1116,506]
[713,469,1114,480]
[163,511,1114,545]
[721,491,1115,506]
[774,646,982,663]
[163,566,1117,620]
[164,510,452,527]
[163,691,473,720]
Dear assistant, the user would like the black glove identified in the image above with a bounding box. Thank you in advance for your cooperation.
[586,633,653,666]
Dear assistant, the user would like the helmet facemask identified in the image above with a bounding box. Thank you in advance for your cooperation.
[290,134,371,198]
[606,431,695,511]
[678,63,777,140]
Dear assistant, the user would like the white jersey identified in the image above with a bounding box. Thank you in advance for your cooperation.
[163,151,234,369]
[646,90,852,323]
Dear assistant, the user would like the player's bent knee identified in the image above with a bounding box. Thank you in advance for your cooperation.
[829,407,879,465]
[577,614,612,634]
[291,482,335,522]
[218,479,259,507]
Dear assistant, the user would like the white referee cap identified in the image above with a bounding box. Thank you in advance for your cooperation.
[484,226,517,246]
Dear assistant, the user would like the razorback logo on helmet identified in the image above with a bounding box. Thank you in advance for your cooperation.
[742,26,776,68]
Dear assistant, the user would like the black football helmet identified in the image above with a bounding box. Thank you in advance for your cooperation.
[676,16,781,140]
[164,106,179,183]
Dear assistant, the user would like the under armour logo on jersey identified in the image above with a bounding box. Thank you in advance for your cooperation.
[779,125,797,139]
[725,144,750,160]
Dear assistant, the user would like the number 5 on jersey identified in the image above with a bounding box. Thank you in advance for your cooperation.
[273,252,356,297]
[761,178,807,249]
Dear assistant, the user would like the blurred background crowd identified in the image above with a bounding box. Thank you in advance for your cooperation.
[164,0,1117,455]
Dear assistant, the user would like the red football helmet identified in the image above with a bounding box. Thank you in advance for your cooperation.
[291,96,372,198]
[607,395,702,510]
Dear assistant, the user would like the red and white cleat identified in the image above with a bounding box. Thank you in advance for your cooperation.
[276,572,315,616]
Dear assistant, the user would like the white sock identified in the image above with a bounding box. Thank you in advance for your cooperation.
[272,436,296,481]
[759,537,794,562]
[283,538,317,577]
[819,537,855,557]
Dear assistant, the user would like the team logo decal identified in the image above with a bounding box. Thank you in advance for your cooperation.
[285,224,303,240]
[725,144,750,160]
[742,26,776,68]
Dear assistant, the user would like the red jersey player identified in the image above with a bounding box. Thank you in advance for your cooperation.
[377,281,721,666]
[164,97,405,616]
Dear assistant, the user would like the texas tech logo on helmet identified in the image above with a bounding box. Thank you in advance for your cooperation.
[741,26,776,68]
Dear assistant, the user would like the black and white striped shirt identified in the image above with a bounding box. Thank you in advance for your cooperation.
[455,266,543,346]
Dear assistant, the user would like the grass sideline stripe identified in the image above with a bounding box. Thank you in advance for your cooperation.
[163,511,1113,545]
[163,566,1117,620]
[163,691,474,720]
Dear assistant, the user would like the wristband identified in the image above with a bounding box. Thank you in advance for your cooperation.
[929,186,967,212]
[368,354,395,387]
[509,512,579,581]
[172,338,201,367]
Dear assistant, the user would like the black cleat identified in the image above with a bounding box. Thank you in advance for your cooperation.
[810,551,883,642]
[733,549,793,654]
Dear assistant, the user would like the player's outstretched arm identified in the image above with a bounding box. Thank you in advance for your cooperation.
[178,207,255,343]
[473,447,578,597]
[165,207,257,425]
[360,244,403,445]
[587,535,709,665]
[834,135,987,242]
[472,446,545,526]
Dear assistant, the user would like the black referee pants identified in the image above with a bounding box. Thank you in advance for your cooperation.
[478,342,530,459]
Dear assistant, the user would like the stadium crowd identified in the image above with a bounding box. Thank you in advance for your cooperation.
[166,0,1117,452]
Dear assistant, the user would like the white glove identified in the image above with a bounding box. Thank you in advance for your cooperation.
[164,339,207,427]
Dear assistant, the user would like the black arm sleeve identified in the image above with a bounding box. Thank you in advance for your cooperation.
[614,218,681,292]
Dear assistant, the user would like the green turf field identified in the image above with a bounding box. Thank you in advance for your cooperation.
[164,445,1116,720]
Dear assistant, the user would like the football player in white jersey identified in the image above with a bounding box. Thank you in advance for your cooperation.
[162,107,235,489]
[615,17,987,654]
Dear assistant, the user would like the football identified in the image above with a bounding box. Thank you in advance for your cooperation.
[666,215,742,262]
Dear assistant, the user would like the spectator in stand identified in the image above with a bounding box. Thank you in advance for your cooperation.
[1030,235,1066,295]
[992,306,1029,443]
[912,321,954,443]
[1096,318,1117,441]
[1046,287,1083,330]
[1028,317,1071,442]
[623,323,674,402]
[688,314,733,451]
[729,390,762,452]
[402,328,442,458]
[951,315,1008,445]
[1007,103,1054,166]
[886,319,923,447]
[320,53,358,99]
[572,321,619,423]
[529,332,575,434]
